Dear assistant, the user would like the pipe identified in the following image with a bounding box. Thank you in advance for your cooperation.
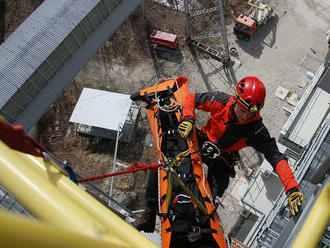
[0,141,157,247]
[291,182,330,248]
[0,209,126,248]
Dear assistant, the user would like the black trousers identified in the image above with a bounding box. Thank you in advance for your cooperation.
[197,131,232,198]
[145,170,158,211]
[203,156,231,198]
[145,132,235,211]
[145,160,231,212]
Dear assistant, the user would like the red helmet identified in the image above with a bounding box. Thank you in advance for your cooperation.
[234,76,266,113]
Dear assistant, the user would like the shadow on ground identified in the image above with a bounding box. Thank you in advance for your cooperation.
[235,14,279,59]
[188,43,237,91]
[229,209,259,241]
[153,46,184,64]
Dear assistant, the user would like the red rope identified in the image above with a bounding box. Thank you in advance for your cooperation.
[78,162,162,182]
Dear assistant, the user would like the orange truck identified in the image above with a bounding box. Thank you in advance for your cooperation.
[233,0,273,40]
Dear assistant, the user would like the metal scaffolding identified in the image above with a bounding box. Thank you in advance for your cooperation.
[184,0,230,64]
[184,0,237,90]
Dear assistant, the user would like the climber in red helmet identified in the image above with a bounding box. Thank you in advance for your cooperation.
[178,76,304,216]
[133,77,304,233]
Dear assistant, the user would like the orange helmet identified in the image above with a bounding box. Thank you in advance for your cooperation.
[234,76,266,113]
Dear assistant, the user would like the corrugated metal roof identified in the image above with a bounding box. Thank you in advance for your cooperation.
[0,0,99,108]
[0,0,143,131]
[69,88,132,131]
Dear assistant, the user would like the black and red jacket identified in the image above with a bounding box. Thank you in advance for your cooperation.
[182,92,299,193]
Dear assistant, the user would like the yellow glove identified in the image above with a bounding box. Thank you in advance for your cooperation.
[178,120,193,138]
[287,189,304,216]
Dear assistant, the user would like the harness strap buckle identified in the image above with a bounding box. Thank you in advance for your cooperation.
[191,226,201,233]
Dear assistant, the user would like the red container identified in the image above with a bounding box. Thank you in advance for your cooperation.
[150,30,178,49]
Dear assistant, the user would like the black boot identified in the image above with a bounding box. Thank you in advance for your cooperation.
[132,209,156,233]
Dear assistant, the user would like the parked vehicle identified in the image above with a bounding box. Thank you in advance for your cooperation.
[233,0,273,40]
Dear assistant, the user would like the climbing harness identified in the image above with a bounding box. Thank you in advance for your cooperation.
[163,159,209,215]
[201,141,221,159]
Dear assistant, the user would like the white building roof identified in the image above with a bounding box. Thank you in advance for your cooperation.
[69,88,132,131]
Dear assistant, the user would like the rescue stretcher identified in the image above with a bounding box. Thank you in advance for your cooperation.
[131,77,227,248]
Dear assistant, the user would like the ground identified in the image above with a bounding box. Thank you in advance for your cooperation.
[2,0,330,244]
